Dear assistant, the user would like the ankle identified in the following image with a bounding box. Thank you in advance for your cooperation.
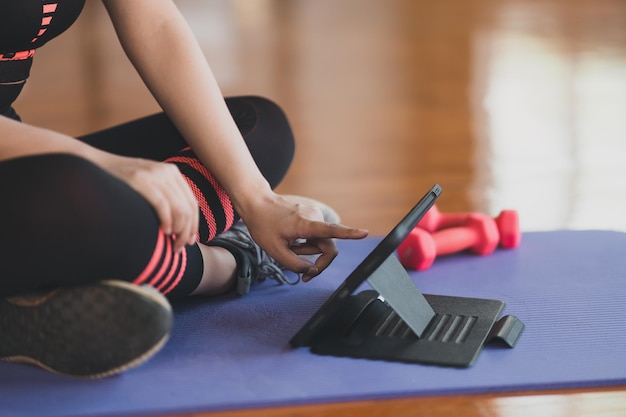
[190,244,238,296]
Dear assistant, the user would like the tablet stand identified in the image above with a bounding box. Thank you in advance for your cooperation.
[307,255,524,367]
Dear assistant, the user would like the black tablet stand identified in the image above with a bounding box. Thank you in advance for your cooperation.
[307,255,524,367]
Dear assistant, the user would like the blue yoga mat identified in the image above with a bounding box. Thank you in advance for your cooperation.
[1,231,625,417]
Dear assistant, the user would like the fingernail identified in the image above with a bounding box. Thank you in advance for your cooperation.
[303,267,318,282]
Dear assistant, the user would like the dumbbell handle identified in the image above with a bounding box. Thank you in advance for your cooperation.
[433,214,499,255]
[418,205,471,232]
[432,226,494,255]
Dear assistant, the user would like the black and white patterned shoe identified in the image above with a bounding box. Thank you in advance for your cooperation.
[0,280,172,379]
[210,221,298,296]
[211,195,341,295]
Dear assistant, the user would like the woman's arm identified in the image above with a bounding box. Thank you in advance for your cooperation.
[101,0,367,280]
[0,115,100,161]
[101,0,270,215]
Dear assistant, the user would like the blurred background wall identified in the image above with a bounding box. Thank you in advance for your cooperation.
[15,0,626,235]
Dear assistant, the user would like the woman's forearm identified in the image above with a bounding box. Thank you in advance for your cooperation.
[102,0,274,218]
[0,116,104,163]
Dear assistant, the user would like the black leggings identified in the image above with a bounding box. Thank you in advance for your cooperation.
[0,96,295,299]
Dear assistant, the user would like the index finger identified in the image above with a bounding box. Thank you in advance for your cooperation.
[299,221,369,241]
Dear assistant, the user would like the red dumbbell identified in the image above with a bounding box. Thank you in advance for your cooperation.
[398,213,499,271]
[417,204,521,249]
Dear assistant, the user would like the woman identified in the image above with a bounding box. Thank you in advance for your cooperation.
[0,0,367,378]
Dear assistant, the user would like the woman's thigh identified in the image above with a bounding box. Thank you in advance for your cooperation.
[0,153,160,296]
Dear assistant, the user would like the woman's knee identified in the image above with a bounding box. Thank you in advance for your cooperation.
[225,96,295,187]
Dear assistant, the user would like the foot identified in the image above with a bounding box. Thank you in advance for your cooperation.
[0,280,173,378]
[211,195,340,295]
[210,221,297,295]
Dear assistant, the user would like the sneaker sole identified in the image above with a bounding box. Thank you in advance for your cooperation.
[0,280,173,379]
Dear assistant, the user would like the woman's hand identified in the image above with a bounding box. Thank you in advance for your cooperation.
[100,154,198,252]
[240,193,368,282]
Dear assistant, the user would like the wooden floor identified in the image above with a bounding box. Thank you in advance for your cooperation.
[13,0,626,416]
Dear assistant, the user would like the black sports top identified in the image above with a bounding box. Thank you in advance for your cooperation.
[0,0,86,118]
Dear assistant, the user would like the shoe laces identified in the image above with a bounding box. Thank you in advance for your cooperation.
[219,224,300,286]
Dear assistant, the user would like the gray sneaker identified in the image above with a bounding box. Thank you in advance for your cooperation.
[0,280,172,378]
[210,222,299,295]
[211,196,340,295]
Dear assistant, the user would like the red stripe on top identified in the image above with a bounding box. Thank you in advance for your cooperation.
[156,249,178,292]
[185,178,217,241]
[0,50,35,61]
[43,3,58,13]
[133,229,166,285]
[148,235,173,287]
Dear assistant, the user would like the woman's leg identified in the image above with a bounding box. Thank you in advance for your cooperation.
[0,153,203,299]
[0,154,177,377]
[79,96,295,188]
[0,97,295,377]
[75,96,296,296]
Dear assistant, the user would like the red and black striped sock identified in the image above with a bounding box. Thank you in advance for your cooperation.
[131,228,203,298]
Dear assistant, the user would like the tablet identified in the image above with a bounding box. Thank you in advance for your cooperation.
[290,184,442,347]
